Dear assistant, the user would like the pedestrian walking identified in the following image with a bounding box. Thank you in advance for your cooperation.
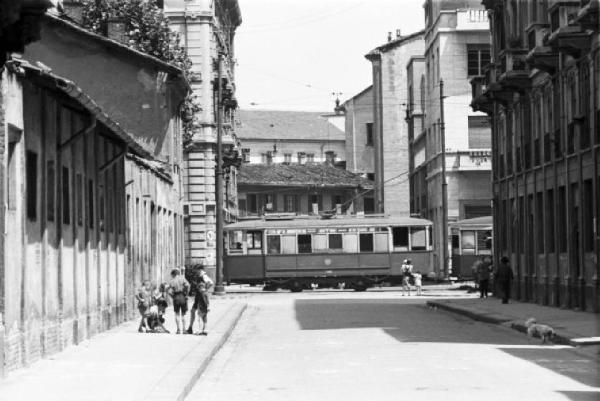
[413,270,423,296]
[168,268,190,334]
[401,259,413,296]
[477,256,492,298]
[186,265,214,334]
[135,280,152,332]
[496,256,513,304]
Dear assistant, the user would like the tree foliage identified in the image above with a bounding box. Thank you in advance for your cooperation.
[81,0,199,145]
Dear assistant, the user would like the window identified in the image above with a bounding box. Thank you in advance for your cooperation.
[242,148,250,163]
[26,151,38,220]
[392,227,409,249]
[247,230,262,249]
[266,151,273,165]
[461,231,476,254]
[583,180,594,252]
[464,204,492,219]
[329,234,342,250]
[546,189,554,252]
[468,116,491,149]
[557,186,567,252]
[283,153,292,164]
[76,173,83,226]
[325,151,335,164]
[298,234,312,253]
[467,44,491,76]
[359,233,374,252]
[264,194,275,212]
[410,227,427,250]
[47,161,55,222]
[297,152,305,164]
[536,192,544,253]
[306,153,315,163]
[366,123,374,146]
[309,194,321,214]
[366,173,375,181]
[331,195,342,211]
[267,235,281,254]
[62,167,70,225]
[247,194,258,214]
[229,230,243,251]
[284,195,297,213]
[477,230,492,254]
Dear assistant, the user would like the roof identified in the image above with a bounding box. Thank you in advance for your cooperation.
[236,109,345,141]
[450,215,493,229]
[44,13,188,86]
[9,59,153,160]
[238,163,373,189]
[225,215,432,230]
[365,30,425,59]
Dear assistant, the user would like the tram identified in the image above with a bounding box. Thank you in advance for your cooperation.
[223,215,433,291]
[450,216,493,279]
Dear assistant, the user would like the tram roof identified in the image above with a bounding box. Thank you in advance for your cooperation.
[225,216,432,230]
[450,215,493,229]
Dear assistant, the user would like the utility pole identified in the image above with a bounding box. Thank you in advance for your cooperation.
[214,52,225,295]
[439,79,449,279]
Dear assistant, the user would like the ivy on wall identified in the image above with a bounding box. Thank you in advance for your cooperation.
[81,0,200,145]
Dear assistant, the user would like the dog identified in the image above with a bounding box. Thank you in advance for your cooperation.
[525,317,555,344]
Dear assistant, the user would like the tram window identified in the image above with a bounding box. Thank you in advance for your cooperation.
[410,227,427,250]
[343,233,358,253]
[477,230,492,255]
[461,231,476,254]
[281,235,296,254]
[392,227,409,249]
[359,233,374,252]
[374,233,389,252]
[228,230,244,253]
[328,234,342,250]
[298,234,312,253]
[267,235,281,254]
[247,230,262,249]
[313,234,327,251]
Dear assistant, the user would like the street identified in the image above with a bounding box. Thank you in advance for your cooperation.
[187,289,599,401]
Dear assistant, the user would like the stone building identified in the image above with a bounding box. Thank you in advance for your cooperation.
[366,30,425,216]
[471,0,599,311]
[0,11,188,374]
[164,0,242,276]
[235,109,371,217]
[416,0,493,278]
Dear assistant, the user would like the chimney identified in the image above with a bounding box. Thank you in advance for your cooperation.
[61,1,84,25]
[387,31,392,42]
[107,17,127,44]
[396,29,402,39]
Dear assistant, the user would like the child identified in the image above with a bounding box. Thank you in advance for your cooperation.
[401,259,413,296]
[135,280,151,332]
[194,281,210,335]
[413,271,423,296]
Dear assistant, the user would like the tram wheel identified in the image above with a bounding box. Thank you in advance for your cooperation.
[353,279,368,292]
[290,280,303,292]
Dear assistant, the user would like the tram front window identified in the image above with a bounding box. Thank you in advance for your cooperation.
[298,234,312,253]
[267,235,281,254]
[359,233,374,252]
[410,227,427,250]
[392,227,409,251]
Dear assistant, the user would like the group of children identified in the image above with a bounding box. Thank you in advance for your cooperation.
[135,267,212,335]
[401,259,423,296]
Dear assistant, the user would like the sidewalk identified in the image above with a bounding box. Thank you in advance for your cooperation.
[427,296,600,351]
[0,298,247,401]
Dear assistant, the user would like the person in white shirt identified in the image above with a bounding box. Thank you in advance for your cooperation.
[186,266,214,334]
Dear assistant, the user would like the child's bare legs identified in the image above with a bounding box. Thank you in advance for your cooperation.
[187,307,197,334]
[200,312,207,334]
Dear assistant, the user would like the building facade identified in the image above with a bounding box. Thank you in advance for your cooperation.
[366,31,425,216]
[1,11,187,374]
[417,0,493,278]
[165,0,241,276]
[471,0,599,311]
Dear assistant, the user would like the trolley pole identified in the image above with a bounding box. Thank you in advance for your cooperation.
[214,53,225,295]
[439,79,449,279]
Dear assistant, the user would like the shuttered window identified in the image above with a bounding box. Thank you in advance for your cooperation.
[468,116,491,149]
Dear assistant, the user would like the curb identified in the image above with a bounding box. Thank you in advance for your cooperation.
[147,302,248,401]
[426,301,512,325]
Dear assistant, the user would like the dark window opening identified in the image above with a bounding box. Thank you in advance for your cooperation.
[392,227,409,247]
[267,235,281,254]
[467,45,491,76]
[62,167,70,225]
[359,233,374,252]
[366,122,374,146]
[298,234,312,253]
[26,151,38,220]
[88,180,94,229]
[329,234,342,249]
[76,174,83,226]
[47,161,55,222]
[247,230,262,249]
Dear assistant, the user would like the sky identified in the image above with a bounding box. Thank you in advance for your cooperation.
[235,0,425,112]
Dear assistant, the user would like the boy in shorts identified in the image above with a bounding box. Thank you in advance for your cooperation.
[135,280,151,332]
[193,281,210,335]
[168,268,190,334]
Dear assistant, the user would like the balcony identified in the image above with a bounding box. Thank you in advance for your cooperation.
[497,49,530,92]
[469,75,493,114]
[525,23,558,73]
[546,1,593,57]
